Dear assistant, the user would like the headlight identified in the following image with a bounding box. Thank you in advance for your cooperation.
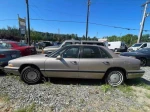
[8,64,13,67]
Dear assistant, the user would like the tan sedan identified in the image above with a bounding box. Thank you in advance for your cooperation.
[4,45,145,86]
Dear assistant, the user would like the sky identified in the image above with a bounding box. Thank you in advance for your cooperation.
[0,0,150,38]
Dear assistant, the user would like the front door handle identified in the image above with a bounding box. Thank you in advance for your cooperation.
[103,61,110,65]
[70,61,78,65]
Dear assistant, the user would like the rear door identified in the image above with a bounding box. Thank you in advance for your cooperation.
[79,46,113,79]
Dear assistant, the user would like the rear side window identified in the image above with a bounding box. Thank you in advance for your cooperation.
[81,46,101,58]
[96,43,105,46]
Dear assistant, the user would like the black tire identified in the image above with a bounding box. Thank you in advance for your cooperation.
[21,66,41,84]
[105,70,124,87]
[139,58,147,66]
[114,48,118,52]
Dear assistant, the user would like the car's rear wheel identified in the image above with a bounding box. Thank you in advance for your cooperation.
[21,66,41,84]
[105,70,124,87]
[140,58,147,66]
[114,48,118,52]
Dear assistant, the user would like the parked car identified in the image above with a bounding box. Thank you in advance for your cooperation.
[0,41,37,56]
[0,45,21,68]
[128,42,150,52]
[34,41,53,49]
[4,45,144,86]
[43,40,106,54]
[108,41,127,52]
[120,47,150,66]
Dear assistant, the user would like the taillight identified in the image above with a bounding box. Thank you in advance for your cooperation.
[0,54,6,58]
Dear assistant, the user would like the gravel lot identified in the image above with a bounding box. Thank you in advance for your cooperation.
[0,67,150,112]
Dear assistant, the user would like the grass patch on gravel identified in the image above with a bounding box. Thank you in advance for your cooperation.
[118,85,133,96]
[0,93,10,102]
[101,85,112,93]
[14,103,35,112]
[145,93,150,99]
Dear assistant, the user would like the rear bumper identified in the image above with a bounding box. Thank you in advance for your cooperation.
[127,70,145,79]
[4,66,20,75]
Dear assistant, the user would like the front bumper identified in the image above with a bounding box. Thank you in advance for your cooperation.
[127,70,145,79]
[4,66,20,75]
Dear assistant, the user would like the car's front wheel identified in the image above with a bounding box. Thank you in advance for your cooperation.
[21,66,42,84]
[139,58,147,66]
[105,70,124,86]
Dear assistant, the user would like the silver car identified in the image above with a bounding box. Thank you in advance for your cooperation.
[4,45,144,86]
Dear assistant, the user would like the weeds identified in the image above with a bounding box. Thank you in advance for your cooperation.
[101,85,112,93]
[0,93,10,102]
[118,85,133,96]
[14,103,36,112]
[145,93,150,99]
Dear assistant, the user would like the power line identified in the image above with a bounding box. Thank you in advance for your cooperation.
[29,18,150,32]
[0,18,150,32]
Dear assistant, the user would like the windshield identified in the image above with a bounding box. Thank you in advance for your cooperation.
[132,43,142,47]
[137,48,150,54]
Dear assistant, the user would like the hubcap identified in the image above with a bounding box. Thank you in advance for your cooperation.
[108,71,123,86]
[26,71,38,80]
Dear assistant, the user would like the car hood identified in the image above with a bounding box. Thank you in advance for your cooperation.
[10,54,46,62]
[120,52,144,56]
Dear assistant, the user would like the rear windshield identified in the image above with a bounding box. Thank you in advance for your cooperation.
[16,42,27,46]
[132,43,142,47]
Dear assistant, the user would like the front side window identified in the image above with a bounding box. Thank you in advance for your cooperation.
[81,46,101,58]
[50,46,79,58]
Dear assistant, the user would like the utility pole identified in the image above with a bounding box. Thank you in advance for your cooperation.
[137,0,150,43]
[26,0,31,45]
[85,0,90,40]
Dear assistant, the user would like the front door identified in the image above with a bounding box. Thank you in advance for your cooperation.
[79,46,113,79]
[45,46,80,78]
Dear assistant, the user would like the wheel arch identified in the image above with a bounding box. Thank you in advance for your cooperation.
[103,67,127,80]
[19,64,41,74]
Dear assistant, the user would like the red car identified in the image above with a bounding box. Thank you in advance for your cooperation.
[0,41,37,56]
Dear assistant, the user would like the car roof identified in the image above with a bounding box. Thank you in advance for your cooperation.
[0,41,18,43]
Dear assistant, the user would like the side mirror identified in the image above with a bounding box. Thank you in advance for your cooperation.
[108,44,110,46]
[56,55,62,60]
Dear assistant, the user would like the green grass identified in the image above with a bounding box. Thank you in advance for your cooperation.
[101,85,112,93]
[0,93,10,102]
[14,103,35,112]
[118,85,133,95]
[138,83,150,90]
[43,78,51,86]
[145,93,150,99]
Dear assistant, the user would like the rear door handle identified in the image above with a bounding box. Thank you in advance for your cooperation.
[103,61,110,65]
[70,61,78,65]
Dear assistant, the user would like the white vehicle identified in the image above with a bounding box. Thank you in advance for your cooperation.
[108,41,126,52]
[43,40,106,54]
[128,42,150,52]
